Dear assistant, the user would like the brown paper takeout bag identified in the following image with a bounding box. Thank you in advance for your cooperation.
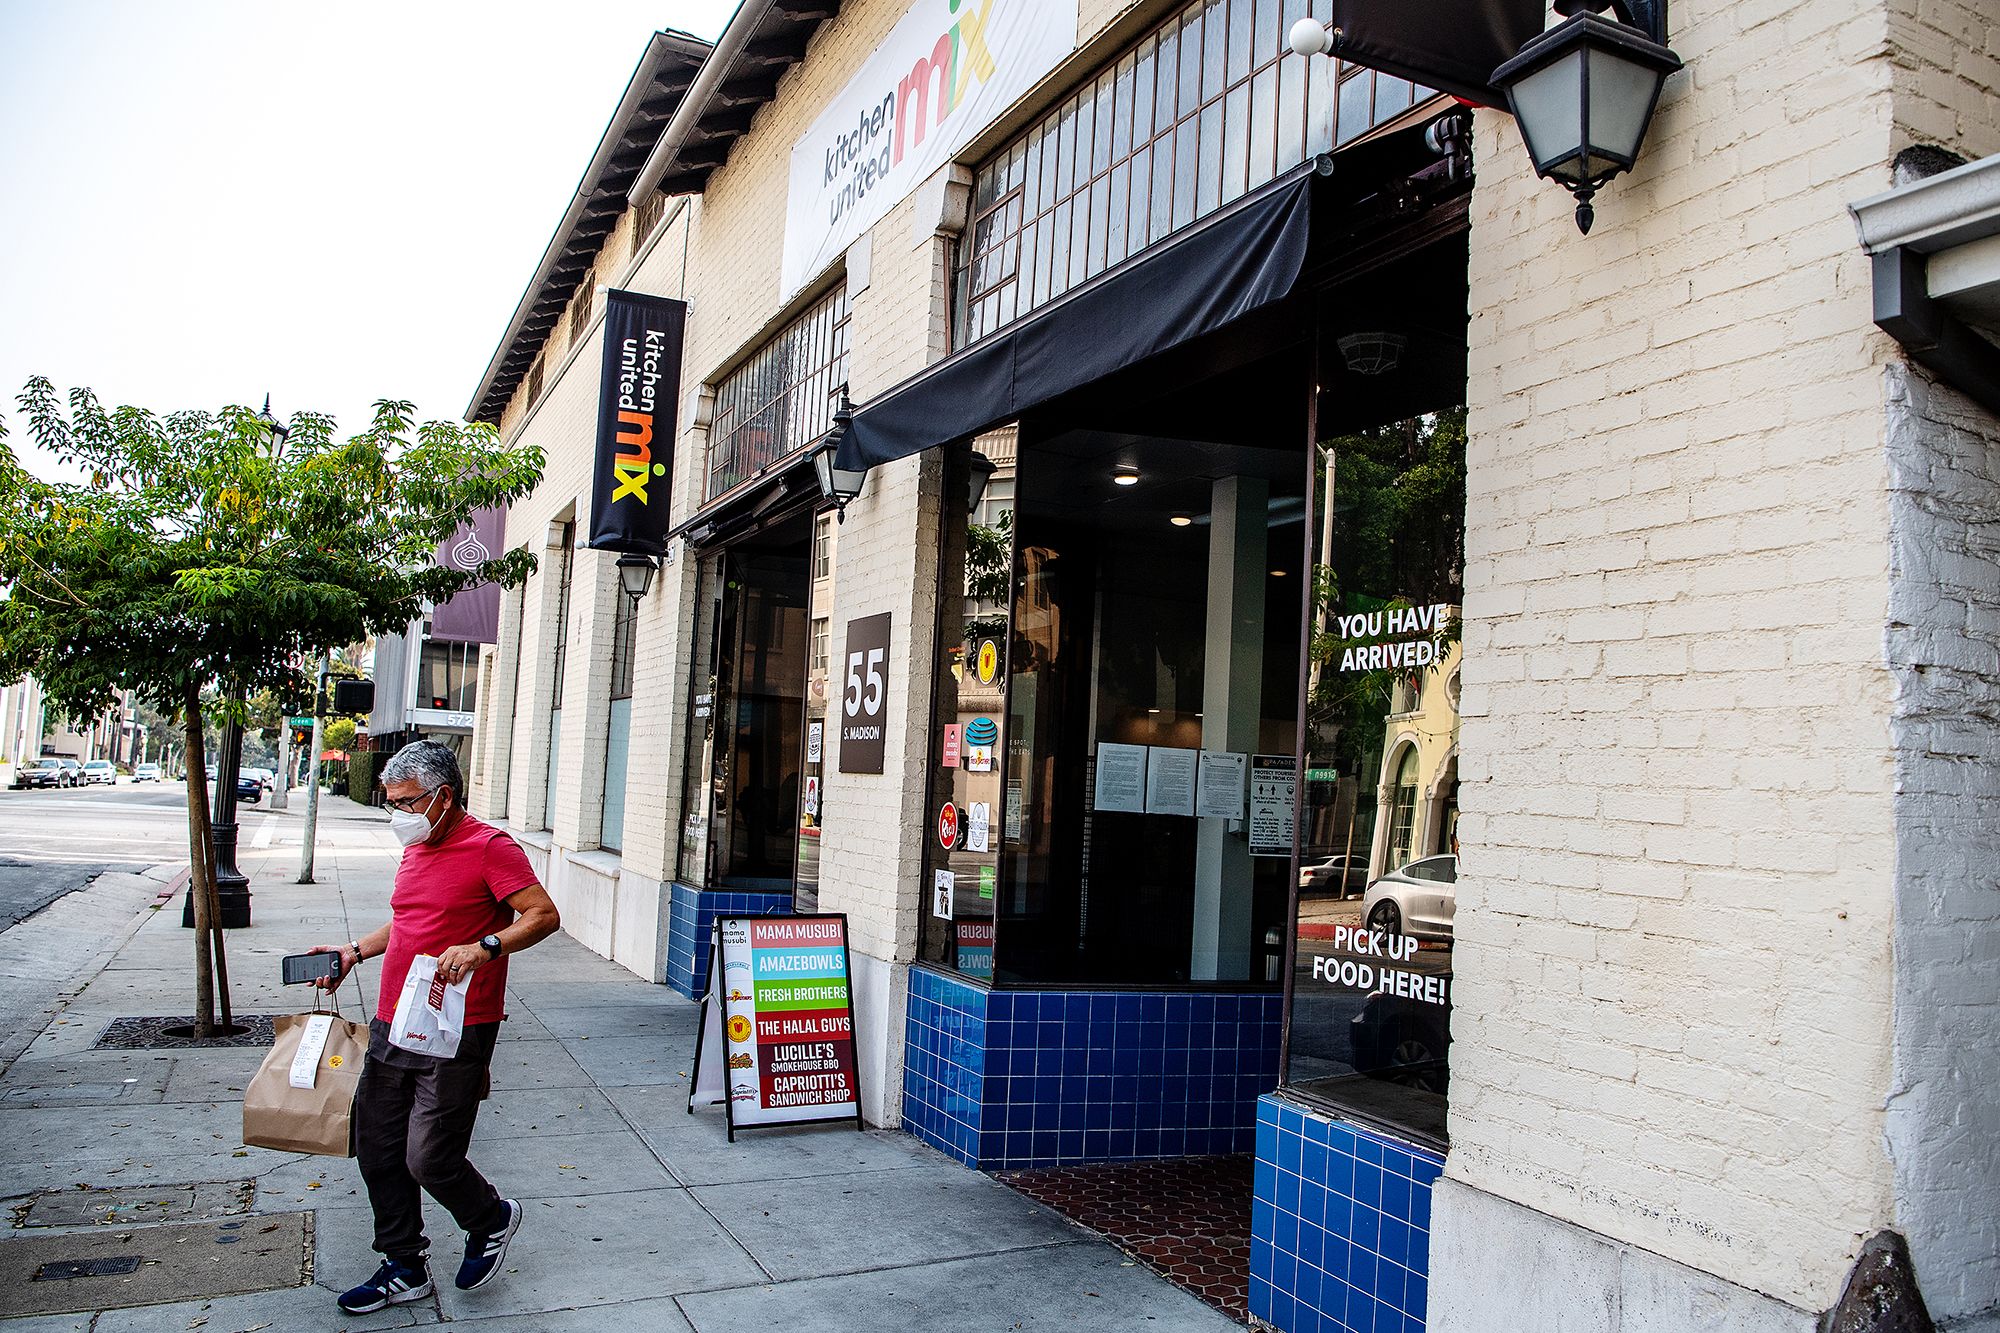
[242,1011,366,1157]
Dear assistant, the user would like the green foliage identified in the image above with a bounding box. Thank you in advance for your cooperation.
[1306,409,1468,770]
[0,379,544,724]
[347,748,382,802]
[323,717,357,753]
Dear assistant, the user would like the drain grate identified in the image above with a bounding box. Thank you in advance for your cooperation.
[34,1255,142,1280]
[0,1213,311,1316]
[93,1015,276,1050]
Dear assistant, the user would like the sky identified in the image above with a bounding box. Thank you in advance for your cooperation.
[0,0,739,481]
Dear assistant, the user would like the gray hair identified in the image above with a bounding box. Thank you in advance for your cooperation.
[381,740,464,803]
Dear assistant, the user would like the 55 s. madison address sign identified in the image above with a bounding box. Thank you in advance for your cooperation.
[838,613,891,774]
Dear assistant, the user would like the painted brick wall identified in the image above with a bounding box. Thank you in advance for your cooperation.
[1882,364,2000,1327]
[1447,0,1907,1312]
[1877,5,2000,1323]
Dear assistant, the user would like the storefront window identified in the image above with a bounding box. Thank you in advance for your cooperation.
[542,521,575,831]
[675,513,816,896]
[796,514,837,912]
[600,585,637,852]
[953,0,1439,345]
[920,434,1016,977]
[922,424,1295,988]
[1286,408,1465,1147]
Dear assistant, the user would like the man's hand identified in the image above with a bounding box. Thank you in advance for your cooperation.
[435,942,489,985]
[306,943,355,993]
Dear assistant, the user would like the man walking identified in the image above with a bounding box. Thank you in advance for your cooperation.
[310,740,560,1314]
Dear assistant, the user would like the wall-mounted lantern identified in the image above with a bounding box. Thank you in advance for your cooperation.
[1287,0,1680,235]
[810,383,869,522]
[1490,0,1682,233]
[616,553,657,601]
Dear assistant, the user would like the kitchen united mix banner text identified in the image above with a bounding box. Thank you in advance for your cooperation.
[588,289,687,555]
[781,0,1078,302]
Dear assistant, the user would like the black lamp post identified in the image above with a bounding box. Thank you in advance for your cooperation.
[809,383,869,522]
[1490,0,1682,233]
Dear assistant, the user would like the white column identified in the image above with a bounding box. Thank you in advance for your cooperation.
[1191,475,1268,981]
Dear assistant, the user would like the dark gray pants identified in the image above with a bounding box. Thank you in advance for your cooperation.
[356,1018,503,1261]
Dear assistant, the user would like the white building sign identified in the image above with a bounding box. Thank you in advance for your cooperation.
[781,0,1079,301]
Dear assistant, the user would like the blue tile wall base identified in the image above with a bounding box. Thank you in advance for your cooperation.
[664,883,791,1000]
[900,964,1282,1171]
[1250,1093,1442,1333]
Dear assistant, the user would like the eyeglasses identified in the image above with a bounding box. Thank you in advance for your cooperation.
[384,787,440,813]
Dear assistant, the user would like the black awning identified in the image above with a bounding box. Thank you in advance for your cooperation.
[670,448,820,550]
[1329,0,1545,106]
[837,170,1316,472]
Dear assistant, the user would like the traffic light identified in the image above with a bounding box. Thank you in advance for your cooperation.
[291,725,311,748]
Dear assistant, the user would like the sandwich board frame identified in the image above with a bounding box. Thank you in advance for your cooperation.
[689,912,864,1140]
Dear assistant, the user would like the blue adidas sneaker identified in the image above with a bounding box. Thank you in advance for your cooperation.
[456,1198,522,1290]
[337,1255,433,1314]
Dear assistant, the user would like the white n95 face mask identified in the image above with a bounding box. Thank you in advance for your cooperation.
[389,810,432,846]
[389,789,440,847]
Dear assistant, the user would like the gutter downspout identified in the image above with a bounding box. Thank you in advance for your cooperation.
[1871,246,2000,420]
[1852,153,2000,421]
[627,0,781,205]
[464,31,707,422]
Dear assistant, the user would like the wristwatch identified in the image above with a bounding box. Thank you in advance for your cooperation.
[480,934,503,959]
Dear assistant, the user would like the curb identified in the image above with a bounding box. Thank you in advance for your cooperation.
[0,863,185,1080]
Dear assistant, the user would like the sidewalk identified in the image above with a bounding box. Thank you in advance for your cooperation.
[0,816,1236,1330]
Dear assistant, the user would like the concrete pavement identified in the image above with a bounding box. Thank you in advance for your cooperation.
[0,806,1237,1330]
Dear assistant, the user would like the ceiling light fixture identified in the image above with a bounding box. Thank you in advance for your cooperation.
[1113,466,1140,486]
[1170,514,1193,527]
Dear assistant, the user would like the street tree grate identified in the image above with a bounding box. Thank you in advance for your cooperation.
[92,1015,276,1050]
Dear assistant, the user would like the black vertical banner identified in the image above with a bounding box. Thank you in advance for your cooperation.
[587,290,687,555]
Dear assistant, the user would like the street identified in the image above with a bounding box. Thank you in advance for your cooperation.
[0,784,190,930]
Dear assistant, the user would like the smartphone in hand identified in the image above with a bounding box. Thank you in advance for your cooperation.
[281,952,341,986]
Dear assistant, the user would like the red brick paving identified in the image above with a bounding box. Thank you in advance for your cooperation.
[995,1155,1253,1323]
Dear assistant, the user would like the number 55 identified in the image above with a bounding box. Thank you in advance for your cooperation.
[845,648,885,716]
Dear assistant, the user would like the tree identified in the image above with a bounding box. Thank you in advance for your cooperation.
[323,717,357,753]
[0,380,543,1035]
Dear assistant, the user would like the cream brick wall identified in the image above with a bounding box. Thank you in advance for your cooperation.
[1445,0,1909,1313]
[1887,0,2000,163]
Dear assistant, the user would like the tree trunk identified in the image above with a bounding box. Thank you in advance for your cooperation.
[181,688,216,1037]
[209,688,239,1031]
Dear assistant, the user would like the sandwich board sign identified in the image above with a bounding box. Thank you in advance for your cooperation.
[690,914,863,1139]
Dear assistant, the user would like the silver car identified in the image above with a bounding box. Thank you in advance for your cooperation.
[1298,853,1370,896]
[81,760,117,785]
[1361,854,1458,942]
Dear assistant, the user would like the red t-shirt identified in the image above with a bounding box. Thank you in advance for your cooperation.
[376,813,540,1026]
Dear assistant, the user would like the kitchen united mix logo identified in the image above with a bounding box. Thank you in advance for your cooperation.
[610,327,671,504]
[820,0,1002,227]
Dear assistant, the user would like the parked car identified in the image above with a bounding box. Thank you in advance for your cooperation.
[1360,854,1458,942]
[55,758,86,787]
[235,773,264,803]
[1298,853,1370,896]
[133,762,162,782]
[11,757,75,789]
[81,760,117,786]
[1348,992,1451,1094]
